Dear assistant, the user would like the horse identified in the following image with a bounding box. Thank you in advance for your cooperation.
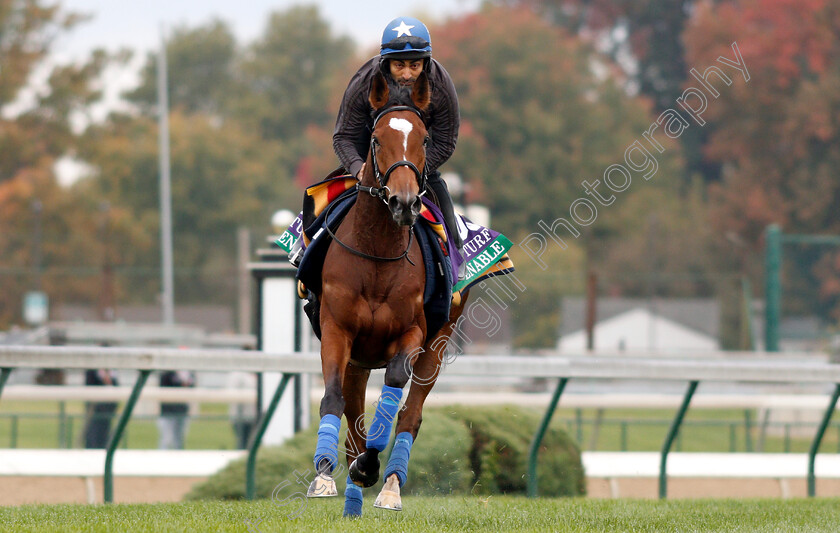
[306,70,468,517]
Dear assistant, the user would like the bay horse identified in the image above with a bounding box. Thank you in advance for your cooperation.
[306,70,467,517]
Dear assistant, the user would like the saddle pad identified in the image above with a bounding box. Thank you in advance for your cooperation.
[295,191,357,297]
[277,174,516,295]
[291,191,452,342]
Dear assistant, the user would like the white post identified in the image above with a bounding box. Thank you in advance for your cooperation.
[260,277,299,444]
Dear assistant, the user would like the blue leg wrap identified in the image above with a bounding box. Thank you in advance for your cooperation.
[367,385,403,452]
[384,432,413,487]
[314,414,341,473]
[342,475,363,517]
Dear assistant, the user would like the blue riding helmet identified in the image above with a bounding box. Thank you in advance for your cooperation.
[380,17,432,60]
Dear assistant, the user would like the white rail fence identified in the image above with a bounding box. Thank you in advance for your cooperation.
[0,345,839,501]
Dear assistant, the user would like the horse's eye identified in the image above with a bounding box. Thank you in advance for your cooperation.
[372,137,380,147]
[423,136,430,146]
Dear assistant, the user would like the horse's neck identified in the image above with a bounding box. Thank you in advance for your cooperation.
[351,177,410,255]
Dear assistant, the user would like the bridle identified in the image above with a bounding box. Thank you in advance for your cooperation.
[327,105,427,264]
[356,105,428,204]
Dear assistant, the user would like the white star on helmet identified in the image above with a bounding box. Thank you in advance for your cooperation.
[392,21,414,37]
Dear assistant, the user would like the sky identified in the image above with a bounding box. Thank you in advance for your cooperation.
[54,0,482,62]
[45,0,482,118]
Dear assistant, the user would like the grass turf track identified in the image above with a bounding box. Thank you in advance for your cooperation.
[2,496,839,532]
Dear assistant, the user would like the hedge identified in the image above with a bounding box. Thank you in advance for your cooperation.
[185,405,584,500]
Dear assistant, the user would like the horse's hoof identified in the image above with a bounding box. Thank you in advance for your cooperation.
[373,489,402,511]
[349,456,379,488]
[306,473,337,497]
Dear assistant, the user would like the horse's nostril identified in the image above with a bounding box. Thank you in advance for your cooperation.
[410,196,422,216]
[388,196,403,214]
[388,195,419,226]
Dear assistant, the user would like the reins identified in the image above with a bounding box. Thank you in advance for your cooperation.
[324,105,427,265]
[324,204,416,265]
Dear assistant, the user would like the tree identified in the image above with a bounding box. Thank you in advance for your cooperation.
[509,232,587,348]
[0,2,130,327]
[684,0,840,322]
[72,6,357,308]
[498,0,724,186]
[0,164,151,326]
[0,1,83,107]
[500,0,693,109]
[125,19,237,116]
[0,2,107,183]
[431,7,697,347]
[231,5,355,143]
[433,7,685,235]
[77,111,293,304]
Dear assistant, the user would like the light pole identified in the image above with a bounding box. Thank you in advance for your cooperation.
[158,25,174,326]
[99,202,115,321]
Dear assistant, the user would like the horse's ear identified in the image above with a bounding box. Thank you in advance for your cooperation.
[411,71,431,111]
[369,71,390,111]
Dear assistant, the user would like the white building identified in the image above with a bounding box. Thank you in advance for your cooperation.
[557,298,720,355]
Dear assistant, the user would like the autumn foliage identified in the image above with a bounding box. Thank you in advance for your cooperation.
[684,0,840,318]
[1,1,839,337]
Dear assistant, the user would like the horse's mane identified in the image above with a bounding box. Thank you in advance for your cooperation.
[370,84,426,122]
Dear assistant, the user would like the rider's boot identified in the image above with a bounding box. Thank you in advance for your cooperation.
[426,171,464,250]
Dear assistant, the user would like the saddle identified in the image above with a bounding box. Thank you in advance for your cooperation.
[277,175,516,340]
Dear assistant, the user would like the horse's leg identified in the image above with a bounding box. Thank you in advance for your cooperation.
[341,363,369,517]
[372,346,440,511]
[349,328,424,492]
[309,319,352,497]
[375,304,467,511]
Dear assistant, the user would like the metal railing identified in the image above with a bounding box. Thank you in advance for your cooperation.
[2,408,837,453]
[1,345,839,501]
[0,411,244,449]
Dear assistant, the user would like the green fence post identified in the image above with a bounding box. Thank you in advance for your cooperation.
[744,409,753,452]
[0,367,12,399]
[807,383,840,497]
[741,276,755,350]
[729,422,737,452]
[58,401,66,449]
[11,415,18,448]
[620,422,628,452]
[104,370,150,503]
[0,368,12,448]
[527,377,568,498]
[764,224,782,352]
[659,380,698,499]
[66,416,75,449]
[784,424,791,453]
[246,374,293,500]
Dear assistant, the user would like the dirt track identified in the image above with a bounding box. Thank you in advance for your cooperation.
[586,477,840,499]
[3,477,840,506]
[0,477,203,505]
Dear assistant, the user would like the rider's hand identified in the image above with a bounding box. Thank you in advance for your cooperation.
[356,163,366,180]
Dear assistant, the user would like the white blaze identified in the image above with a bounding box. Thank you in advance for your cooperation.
[389,117,413,157]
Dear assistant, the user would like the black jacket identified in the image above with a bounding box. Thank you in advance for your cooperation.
[160,370,193,415]
[85,369,118,414]
[333,56,460,178]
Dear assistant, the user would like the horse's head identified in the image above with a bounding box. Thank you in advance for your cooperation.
[367,70,431,227]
